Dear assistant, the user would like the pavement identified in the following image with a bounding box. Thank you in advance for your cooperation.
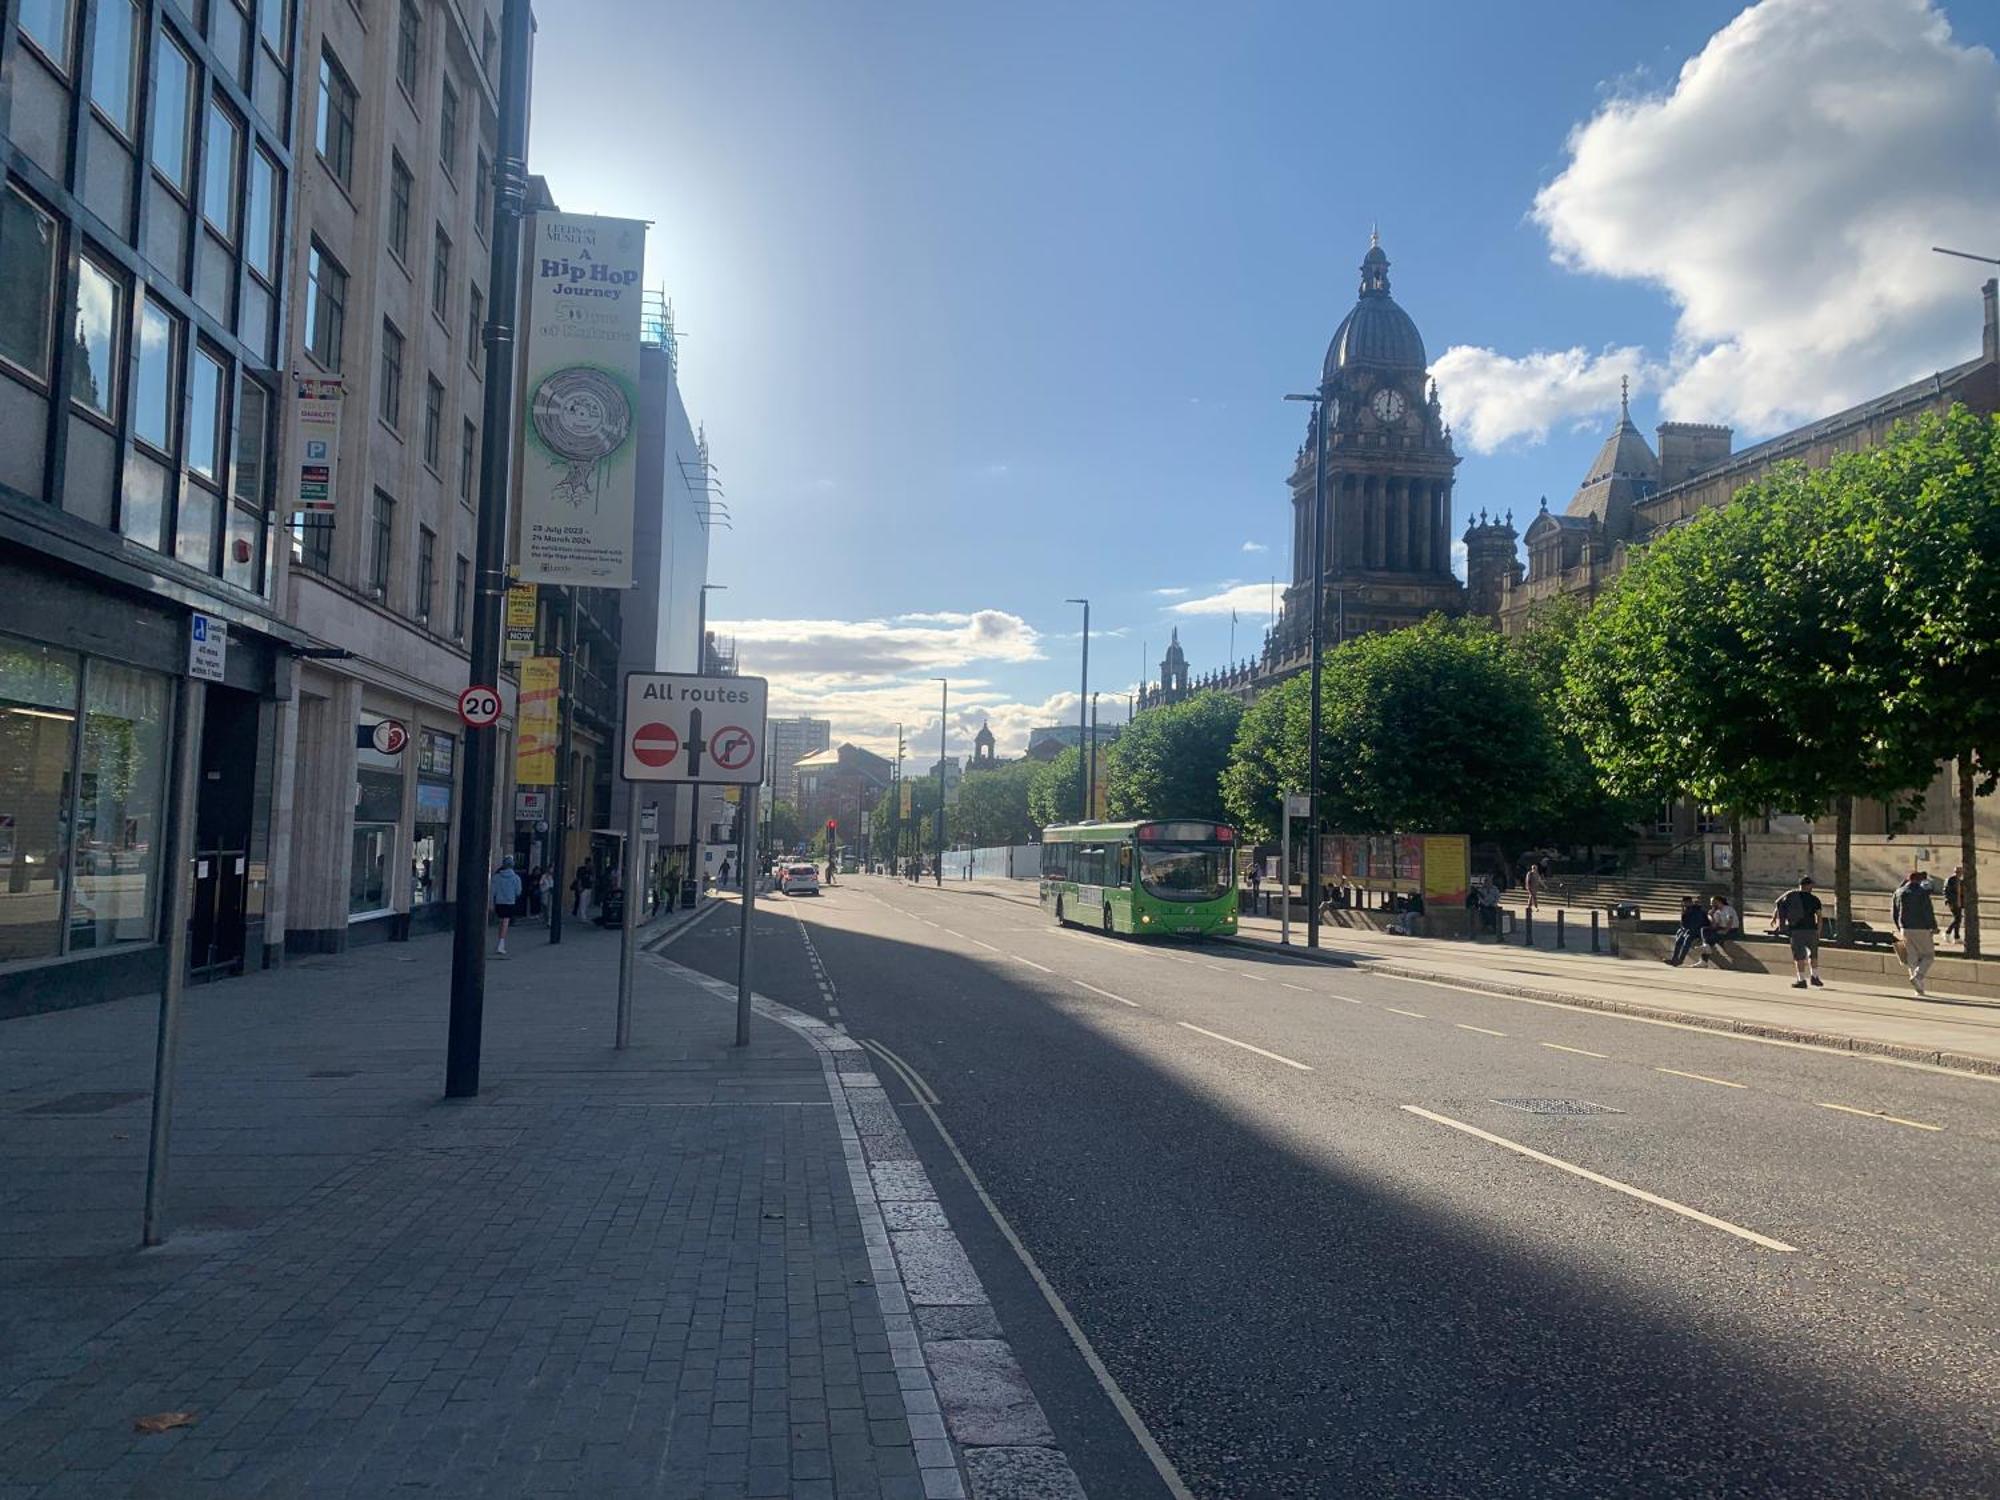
[666,874,2000,1498]
[0,898,1080,1498]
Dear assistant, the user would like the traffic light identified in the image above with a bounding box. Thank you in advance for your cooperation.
[827,819,838,833]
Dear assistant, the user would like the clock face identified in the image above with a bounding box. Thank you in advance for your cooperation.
[1372,388,1407,423]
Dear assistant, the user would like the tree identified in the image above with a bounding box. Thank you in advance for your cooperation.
[765,800,801,856]
[872,778,942,862]
[1565,461,1935,939]
[1028,747,1082,831]
[1102,691,1242,825]
[1223,617,1557,847]
[952,760,1039,846]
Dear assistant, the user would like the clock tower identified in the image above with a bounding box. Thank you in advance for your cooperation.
[1277,235,1464,653]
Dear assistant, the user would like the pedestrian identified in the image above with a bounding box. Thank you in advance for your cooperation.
[523,865,543,921]
[1944,864,1965,943]
[1477,877,1501,936]
[537,865,555,922]
[1769,875,1824,989]
[1247,863,1262,916]
[719,857,732,888]
[1666,895,1710,967]
[1524,861,1544,913]
[571,863,593,918]
[1892,868,1940,997]
[490,855,522,957]
[1699,894,1738,967]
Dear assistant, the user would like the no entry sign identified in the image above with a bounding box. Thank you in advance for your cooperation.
[620,672,768,785]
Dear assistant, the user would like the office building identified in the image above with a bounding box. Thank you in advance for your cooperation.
[765,716,829,809]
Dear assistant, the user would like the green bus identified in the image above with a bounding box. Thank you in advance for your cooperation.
[1039,820,1240,938]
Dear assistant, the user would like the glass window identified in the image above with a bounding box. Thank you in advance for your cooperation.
[122,454,167,551]
[316,46,357,188]
[370,489,393,593]
[438,77,458,176]
[245,149,278,280]
[349,811,395,916]
[430,225,450,320]
[130,297,180,451]
[89,0,139,135]
[379,319,403,428]
[232,373,268,505]
[417,526,436,620]
[292,514,332,574]
[396,0,420,95]
[202,100,242,240]
[71,256,123,418]
[186,347,224,481]
[0,188,60,379]
[474,150,490,239]
[223,502,261,590]
[18,0,73,66]
[175,484,216,570]
[387,152,412,262]
[257,0,286,58]
[69,662,169,951]
[0,638,80,961]
[466,284,482,370]
[481,17,495,75]
[422,374,442,468]
[452,555,467,636]
[305,240,345,369]
[211,0,250,83]
[459,418,475,502]
[1138,844,1229,903]
[150,32,195,193]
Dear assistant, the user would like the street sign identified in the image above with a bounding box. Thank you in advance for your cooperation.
[458,685,502,728]
[367,719,408,755]
[515,789,548,821]
[188,614,227,682]
[620,673,769,784]
[503,584,537,664]
[1284,793,1311,819]
[640,804,658,835]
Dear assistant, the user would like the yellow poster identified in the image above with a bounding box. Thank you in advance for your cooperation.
[503,584,538,663]
[1421,834,1470,904]
[514,655,560,784]
[900,781,913,817]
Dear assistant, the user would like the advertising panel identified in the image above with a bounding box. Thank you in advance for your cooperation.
[504,584,538,664]
[517,214,646,586]
[293,375,343,514]
[514,656,561,785]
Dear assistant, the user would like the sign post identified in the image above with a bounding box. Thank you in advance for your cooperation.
[1280,793,1309,946]
[619,672,769,1047]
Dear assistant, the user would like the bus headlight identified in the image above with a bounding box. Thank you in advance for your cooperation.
[1140,913,1152,924]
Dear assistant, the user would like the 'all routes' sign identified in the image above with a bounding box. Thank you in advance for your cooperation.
[620,672,768,786]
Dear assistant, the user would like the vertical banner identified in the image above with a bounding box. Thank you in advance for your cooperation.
[514,656,561,784]
[503,584,538,663]
[1420,834,1470,906]
[292,374,343,514]
[519,214,646,586]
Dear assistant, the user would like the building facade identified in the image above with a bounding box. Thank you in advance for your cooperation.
[272,0,510,952]
[2,0,305,1011]
[765,715,830,809]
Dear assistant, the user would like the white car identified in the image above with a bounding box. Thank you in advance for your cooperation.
[779,863,821,896]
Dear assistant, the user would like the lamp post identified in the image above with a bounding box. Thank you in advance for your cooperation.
[1089,691,1100,820]
[1285,390,1328,950]
[933,679,947,886]
[1066,598,1089,819]
[683,582,726,902]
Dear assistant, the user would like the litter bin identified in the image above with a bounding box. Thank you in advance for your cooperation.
[1608,901,1640,955]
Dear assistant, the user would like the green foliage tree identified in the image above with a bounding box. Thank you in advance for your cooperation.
[1027,747,1082,831]
[952,760,1040,846]
[871,777,943,863]
[1102,691,1242,825]
[765,800,801,856]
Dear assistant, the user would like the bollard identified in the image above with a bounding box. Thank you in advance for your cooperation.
[1524,908,1534,947]
[1556,909,1565,950]
[1591,908,1600,954]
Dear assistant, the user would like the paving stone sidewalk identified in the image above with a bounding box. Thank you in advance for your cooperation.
[0,913,955,1497]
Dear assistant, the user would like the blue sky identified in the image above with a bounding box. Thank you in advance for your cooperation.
[532,0,2000,760]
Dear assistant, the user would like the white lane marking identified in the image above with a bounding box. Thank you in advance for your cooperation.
[1175,1022,1314,1072]
[1815,1101,1944,1132]
[1204,964,1233,974]
[1075,980,1142,1009]
[1456,1024,1508,1037]
[1655,1067,1745,1090]
[1280,982,1313,993]
[939,927,967,939]
[1375,971,2000,1083]
[1012,956,1054,974]
[892,1068,1197,1500]
[859,1037,942,1106]
[1542,1042,1609,1058]
[1401,1105,1798,1253]
[968,938,1001,953]
[1384,1007,1428,1019]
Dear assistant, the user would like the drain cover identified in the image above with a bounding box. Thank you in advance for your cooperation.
[20,1090,148,1116]
[1492,1097,1623,1116]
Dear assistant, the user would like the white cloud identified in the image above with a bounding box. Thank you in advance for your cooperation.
[720,610,1042,684]
[1170,583,1277,618]
[1152,586,1190,597]
[1451,538,1469,582]
[1432,345,1655,453]
[1240,540,1269,553]
[1444,0,2000,444]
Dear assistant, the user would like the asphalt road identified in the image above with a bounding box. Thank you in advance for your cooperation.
[667,876,2000,1499]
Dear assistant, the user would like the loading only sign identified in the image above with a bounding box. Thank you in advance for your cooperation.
[620,673,768,785]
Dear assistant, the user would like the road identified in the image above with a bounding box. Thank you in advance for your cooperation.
[667,875,2000,1499]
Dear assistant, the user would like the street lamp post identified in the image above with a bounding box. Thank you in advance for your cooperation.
[1066,598,1089,819]
[1089,692,1100,821]
[933,679,947,886]
[684,583,727,902]
[1285,391,1328,950]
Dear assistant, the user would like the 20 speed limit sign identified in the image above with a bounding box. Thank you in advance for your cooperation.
[458,684,502,728]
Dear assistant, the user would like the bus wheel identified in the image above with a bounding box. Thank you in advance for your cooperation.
[1054,896,1065,927]
[1102,905,1114,937]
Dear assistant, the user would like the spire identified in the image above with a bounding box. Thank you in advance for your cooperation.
[1370,222,1379,249]
[1619,374,1630,422]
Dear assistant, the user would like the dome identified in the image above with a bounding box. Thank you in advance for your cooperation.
[1323,239,1427,378]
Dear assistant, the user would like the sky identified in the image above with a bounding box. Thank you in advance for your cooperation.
[531,0,2000,765]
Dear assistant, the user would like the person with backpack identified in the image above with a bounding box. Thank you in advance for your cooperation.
[1892,869,1940,997]
[1769,876,1824,989]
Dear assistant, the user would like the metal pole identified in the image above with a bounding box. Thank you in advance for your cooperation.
[1089,692,1099,819]
[934,678,947,886]
[737,784,758,1045]
[1280,796,1291,947]
[615,782,641,1048]
[1079,603,1089,818]
[549,587,575,943]
[445,0,531,1100]
[141,675,206,1246]
[1306,399,1326,950]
